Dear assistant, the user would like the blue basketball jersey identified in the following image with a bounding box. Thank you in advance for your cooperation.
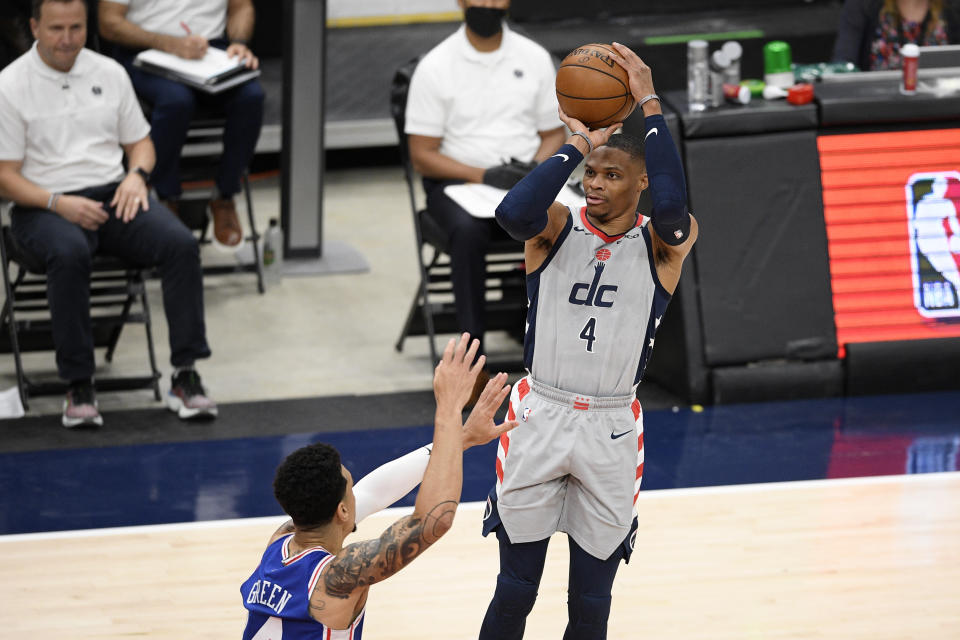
[241,534,365,640]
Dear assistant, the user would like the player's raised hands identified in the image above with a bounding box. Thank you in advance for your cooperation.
[609,42,660,113]
[462,372,518,449]
[433,332,484,413]
[558,106,622,150]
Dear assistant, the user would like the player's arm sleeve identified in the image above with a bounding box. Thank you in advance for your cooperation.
[644,114,691,246]
[115,67,151,144]
[404,61,446,138]
[0,87,25,161]
[495,144,582,241]
[353,445,433,524]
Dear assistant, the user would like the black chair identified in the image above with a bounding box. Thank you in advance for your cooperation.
[0,223,162,411]
[390,57,528,366]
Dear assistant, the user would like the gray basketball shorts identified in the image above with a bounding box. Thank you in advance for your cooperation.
[489,375,644,560]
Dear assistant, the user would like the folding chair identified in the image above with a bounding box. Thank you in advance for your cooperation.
[390,57,528,366]
[0,223,162,411]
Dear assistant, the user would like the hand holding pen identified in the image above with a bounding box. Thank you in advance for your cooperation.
[170,21,208,60]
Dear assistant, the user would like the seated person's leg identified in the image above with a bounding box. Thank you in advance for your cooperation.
[10,206,101,427]
[199,79,265,249]
[96,195,216,420]
[423,179,494,353]
[131,74,197,207]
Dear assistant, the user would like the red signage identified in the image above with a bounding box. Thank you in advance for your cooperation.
[817,129,960,356]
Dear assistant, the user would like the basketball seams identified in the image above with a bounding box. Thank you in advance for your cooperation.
[556,63,630,95]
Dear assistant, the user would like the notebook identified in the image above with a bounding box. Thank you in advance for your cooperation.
[133,47,260,94]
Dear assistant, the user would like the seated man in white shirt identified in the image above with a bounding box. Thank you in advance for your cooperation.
[404,0,565,398]
[98,0,264,250]
[0,0,217,427]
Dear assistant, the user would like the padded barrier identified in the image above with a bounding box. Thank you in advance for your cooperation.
[682,128,837,367]
[711,360,844,404]
[845,338,960,396]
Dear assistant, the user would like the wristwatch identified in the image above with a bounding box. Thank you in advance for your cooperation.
[131,166,151,184]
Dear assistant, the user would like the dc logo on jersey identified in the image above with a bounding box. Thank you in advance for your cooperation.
[905,172,960,318]
[521,407,532,422]
[569,261,618,307]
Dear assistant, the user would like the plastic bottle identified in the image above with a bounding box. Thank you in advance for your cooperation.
[262,218,283,288]
[709,50,730,108]
[721,41,742,85]
[687,40,709,112]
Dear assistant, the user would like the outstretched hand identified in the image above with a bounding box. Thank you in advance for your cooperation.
[433,333,484,413]
[462,372,518,450]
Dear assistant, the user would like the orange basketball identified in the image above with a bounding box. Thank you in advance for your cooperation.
[556,43,635,129]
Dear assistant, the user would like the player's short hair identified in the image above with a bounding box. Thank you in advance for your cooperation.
[273,443,347,528]
[600,133,646,168]
[32,0,88,20]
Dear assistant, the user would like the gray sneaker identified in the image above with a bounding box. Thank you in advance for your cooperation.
[62,382,103,428]
[166,369,218,420]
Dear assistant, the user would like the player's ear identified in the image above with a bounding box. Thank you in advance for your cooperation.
[336,501,349,523]
[638,170,649,193]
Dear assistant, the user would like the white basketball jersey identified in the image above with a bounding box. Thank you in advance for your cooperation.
[524,206,672,397]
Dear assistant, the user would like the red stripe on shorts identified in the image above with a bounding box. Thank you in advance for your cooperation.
[496,457,504,483]
[638,431,644,451]
[631,399,641,421]
[517,377,530,401]
[500,432,510,457]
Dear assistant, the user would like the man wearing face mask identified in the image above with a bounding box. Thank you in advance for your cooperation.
[405,0,565,401]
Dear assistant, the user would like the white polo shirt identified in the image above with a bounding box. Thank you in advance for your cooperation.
[107,0,227,40]
[405,24,560,169]
[0,43,151,194]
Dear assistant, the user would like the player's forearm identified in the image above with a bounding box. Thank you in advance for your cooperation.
[644,114,690,245]
[495,140,583,241]
[412,408,462,526]
[410,148,485,184]
[353,444,432,523]
[0,167,55,210]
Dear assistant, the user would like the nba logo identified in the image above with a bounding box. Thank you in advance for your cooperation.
[905,171,960,318]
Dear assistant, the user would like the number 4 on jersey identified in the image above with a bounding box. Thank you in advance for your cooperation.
[580,317,597,352]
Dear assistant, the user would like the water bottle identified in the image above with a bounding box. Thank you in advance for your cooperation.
[262,218,283,288]
[687,40,709,112]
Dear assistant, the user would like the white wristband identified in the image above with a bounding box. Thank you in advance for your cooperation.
[570,131,593,154]
[638,94,661,109]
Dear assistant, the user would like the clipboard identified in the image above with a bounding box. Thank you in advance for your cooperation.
[133,47,261,94]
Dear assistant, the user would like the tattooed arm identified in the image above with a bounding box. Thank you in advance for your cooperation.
[308,334,481,626]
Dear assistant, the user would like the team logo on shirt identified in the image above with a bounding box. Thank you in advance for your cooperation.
[569,262,618,307]
[595,248,611,261]
[521,407,531,422]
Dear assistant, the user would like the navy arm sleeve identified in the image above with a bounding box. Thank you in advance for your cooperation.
[495,144,582,241]
[644,114,691,246]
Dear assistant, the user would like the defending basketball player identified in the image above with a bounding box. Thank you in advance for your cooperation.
[241,334,518,639]
[479,43,698,638]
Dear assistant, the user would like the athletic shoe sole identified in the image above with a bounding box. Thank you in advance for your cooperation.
[62,413,104,428]
[166,392,218,420]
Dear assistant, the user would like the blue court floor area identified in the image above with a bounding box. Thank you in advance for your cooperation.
[1,391,958,535]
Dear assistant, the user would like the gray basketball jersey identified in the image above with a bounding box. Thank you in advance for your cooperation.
[524,206,672,397]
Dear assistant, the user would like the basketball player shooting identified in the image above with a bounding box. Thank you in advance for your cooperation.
[478,43,698,638]
[240,334,518,639]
